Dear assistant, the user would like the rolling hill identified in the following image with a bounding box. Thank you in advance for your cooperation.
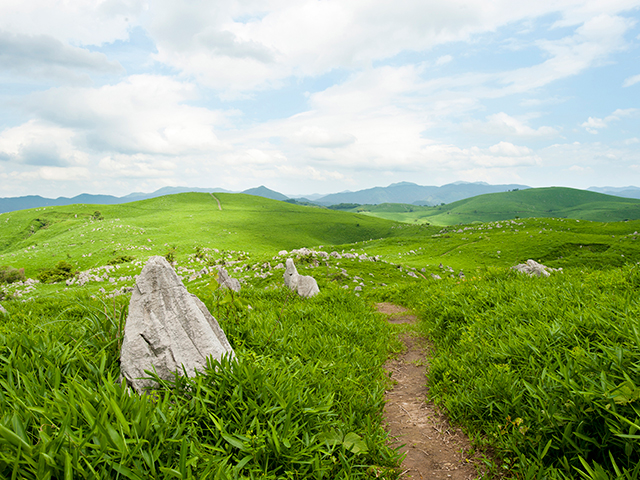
[353,187,640,225]
[0,192,396,277]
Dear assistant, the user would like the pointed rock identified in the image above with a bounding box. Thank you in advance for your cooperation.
[284,258,319,298]
[217,267,241,292]
[120,256,235,393]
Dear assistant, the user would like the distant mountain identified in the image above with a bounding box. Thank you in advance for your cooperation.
[241,186,289,201]
[314,182,530,206]
[588,186,640,200]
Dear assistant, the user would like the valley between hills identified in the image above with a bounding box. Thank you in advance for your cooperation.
[0,189,639,479]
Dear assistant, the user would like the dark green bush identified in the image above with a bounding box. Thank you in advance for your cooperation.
[0,266,25,284]
[37,261,76,284]
[106,255,135,265]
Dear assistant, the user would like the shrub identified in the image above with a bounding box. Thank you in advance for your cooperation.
[0,266,25,284]
[37,261,76,284]
[107,255,135,265]
[164,245,177,264]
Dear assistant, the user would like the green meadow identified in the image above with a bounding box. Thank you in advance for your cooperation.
[1,191,640,479]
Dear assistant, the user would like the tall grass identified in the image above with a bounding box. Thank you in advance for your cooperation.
[387,265,640,478]
[0,286,400,479]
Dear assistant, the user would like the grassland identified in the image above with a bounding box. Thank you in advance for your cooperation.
[1,192,640,479]
[352,187,640,225]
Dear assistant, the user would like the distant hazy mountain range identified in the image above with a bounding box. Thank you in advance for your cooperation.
[309,181,531,205]
[586,186,640,200]
[2,182,640,214]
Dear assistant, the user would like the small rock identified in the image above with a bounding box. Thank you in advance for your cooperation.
[217,268,241,292]
[0,303,7,315]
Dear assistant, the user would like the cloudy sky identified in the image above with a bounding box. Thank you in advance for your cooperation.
[1,0,639,198]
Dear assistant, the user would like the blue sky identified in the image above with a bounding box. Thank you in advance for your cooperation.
[0,0,639,198]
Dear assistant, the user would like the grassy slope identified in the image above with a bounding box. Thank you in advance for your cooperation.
[0,193,397,277]
[355,187,640,225]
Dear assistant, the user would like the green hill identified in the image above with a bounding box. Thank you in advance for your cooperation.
[0,192,397,277]
[355,187,640,225]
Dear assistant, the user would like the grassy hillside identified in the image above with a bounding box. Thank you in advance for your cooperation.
[355,187,640,225]
[0,192,397,278]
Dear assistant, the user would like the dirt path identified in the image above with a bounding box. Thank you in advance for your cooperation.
[377,302,481,479]
[210,193,222,210]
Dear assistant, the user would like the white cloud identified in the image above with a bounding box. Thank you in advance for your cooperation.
[98,154,176,178]
[293,126,356,148]
[144,1,640,93]
[623,74,640,87]
[25,75,231,155]
[0,120,88,166]
[0,0,144,45]
[0,31,123,83]
[466,112,559,137]
[435,55,453,66]
[581,108,639,133]
[489,141,534,156]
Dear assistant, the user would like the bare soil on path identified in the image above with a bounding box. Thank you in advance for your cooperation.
[377,302,482,479]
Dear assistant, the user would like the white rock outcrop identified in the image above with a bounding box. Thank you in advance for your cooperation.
[120,256,235,393]
[283,258,319,298]
[512,259,560,277]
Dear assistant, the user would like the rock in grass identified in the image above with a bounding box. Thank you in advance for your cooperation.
[120,256,235,393]
[512,259,558,277]
[284,258,319,298]
[0,303,6,315]
[217,267,241,292]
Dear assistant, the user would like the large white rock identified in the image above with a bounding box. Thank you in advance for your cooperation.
[284,258,319,298]
[120,256,235,393]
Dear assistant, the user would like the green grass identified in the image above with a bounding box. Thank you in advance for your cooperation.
[354,188,640,225]
[0,286,401,479]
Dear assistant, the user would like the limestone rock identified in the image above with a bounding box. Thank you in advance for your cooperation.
[217,267,241,292]
[512,259,560,277]
[283,258,319,298]
[120,256,235,393]
[0,303,6,315]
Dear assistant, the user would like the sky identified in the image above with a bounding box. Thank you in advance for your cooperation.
[1,0,639,198]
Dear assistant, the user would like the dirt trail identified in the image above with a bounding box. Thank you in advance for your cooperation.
[210,193,222,210]
[377,302,481,479]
